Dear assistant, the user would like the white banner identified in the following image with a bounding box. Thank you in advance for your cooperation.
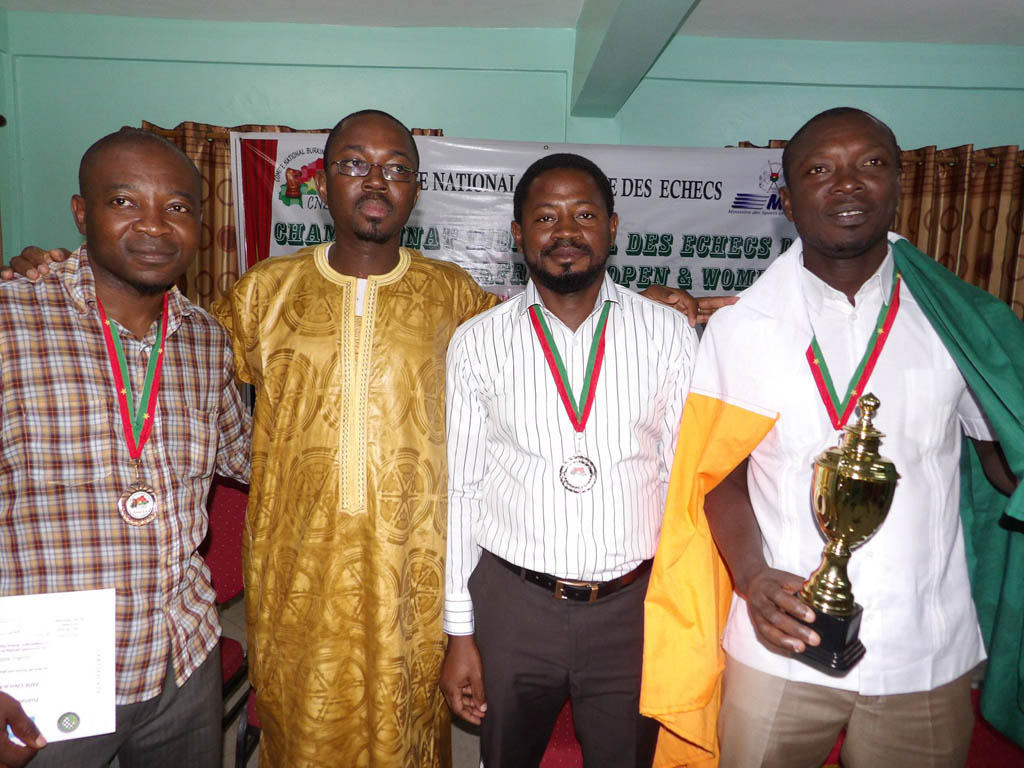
[231,133,796,297]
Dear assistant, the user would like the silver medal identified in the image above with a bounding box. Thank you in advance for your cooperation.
[560,455,597,493]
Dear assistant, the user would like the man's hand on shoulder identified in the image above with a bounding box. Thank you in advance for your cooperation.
[742,567,821,656]
[0,248,71,282]
[0,691,45,768]
[439,634,488,725]
[638,285,738,327]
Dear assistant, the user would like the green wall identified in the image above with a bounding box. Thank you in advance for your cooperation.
[0,9,15,261]
[1,10,1022,257]
[620,36,1024,148]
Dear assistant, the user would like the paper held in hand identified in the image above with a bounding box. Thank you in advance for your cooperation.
[0,588,115,742]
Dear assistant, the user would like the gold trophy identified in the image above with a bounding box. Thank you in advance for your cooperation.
[796,393,899,674]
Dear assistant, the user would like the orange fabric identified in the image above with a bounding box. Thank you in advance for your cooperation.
[642,393,776,767]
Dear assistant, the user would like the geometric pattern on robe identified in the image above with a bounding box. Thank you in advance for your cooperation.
[213,245,498,767]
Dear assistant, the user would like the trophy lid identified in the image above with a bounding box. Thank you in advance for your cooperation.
[834,393,900,483]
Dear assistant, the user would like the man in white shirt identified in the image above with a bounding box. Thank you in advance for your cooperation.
[685,108,1019,767]
[440,153,698,767]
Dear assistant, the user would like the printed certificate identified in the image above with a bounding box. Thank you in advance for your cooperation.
[0,588,115,742]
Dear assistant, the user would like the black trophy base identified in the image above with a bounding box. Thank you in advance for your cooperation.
[795,603,865,676]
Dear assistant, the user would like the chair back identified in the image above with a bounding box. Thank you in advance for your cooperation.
[199,477,249,604]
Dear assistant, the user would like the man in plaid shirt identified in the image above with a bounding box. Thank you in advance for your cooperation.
[0,128,250,768]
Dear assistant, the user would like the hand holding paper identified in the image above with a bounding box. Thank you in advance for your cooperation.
[0,690,45,768]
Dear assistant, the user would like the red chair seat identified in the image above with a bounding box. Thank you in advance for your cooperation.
[540,700,583,768]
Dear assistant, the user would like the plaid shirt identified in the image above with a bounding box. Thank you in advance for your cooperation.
[0,249,251,703]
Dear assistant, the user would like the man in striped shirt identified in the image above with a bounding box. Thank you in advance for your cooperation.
[440,153,698,767]
[0,129,250,768]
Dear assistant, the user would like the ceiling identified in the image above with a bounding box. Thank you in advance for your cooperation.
[3,0,1023,45]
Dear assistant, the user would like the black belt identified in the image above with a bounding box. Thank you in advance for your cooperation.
[491,553,652,604]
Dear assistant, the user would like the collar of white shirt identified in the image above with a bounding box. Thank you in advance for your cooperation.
[516,272,622,325]
[798,246,895,315]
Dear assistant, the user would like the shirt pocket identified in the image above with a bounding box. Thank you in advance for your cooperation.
[166,405,218,480]
[900,367,965,452]
[25,409,113,486]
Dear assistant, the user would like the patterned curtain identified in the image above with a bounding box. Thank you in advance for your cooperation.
[738,140,1024,319]
[963,146,1022,309]
[140,121,329,310]
[139,122,443,310]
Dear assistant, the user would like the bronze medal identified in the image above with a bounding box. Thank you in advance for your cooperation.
[118,485,158,526]
[97,294,169,528]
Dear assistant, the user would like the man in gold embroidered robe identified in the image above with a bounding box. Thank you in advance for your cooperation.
[213,111,498,768]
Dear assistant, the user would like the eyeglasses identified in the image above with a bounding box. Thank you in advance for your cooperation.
[330,158,417,183]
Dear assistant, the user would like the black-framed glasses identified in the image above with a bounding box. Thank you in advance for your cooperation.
[330,158,417,183]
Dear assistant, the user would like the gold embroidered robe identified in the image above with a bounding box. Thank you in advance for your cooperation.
[214,245,498,767]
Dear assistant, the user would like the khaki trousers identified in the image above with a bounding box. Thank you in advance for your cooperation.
[718,655,974,768]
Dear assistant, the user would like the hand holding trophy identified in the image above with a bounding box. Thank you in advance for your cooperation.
[796,393,900,674]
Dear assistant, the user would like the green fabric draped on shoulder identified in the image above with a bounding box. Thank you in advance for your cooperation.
[892,237,1024,747]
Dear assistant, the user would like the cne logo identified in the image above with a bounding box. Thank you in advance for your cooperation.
[279,158,324,207]
[729,162,785,215]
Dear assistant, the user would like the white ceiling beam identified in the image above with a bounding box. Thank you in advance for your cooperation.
[571,0,700,117]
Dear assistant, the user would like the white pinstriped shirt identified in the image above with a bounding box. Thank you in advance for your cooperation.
[444,274,697,635]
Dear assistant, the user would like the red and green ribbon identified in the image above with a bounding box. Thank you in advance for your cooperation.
[806,271,901,430]
[529,301,612,433]
[97,295,169,459]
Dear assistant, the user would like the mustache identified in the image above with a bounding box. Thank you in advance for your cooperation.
[540,238,594,259]
[355,194,393,213]
[124,235,177,257]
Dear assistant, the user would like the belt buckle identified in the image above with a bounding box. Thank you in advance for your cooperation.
[553,579,599,604]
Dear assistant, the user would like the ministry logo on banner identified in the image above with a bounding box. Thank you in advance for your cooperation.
[729,161,786,215]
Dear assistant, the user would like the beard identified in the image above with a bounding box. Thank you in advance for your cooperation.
[352,194,396,245]
[353,222,392,245]
[526,239,609,294]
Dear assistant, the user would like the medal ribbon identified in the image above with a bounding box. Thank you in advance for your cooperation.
[528,301,612,433]
[805,271,901,430]
[97,294,169,459]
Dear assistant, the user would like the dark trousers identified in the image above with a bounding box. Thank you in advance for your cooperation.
[31,645,222,768]
[471,551,659,768]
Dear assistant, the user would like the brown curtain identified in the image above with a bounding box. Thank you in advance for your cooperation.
[739,139,1024,319]
[140,122,443,310]
[140,121,329,310]
[963,146,1023,310]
